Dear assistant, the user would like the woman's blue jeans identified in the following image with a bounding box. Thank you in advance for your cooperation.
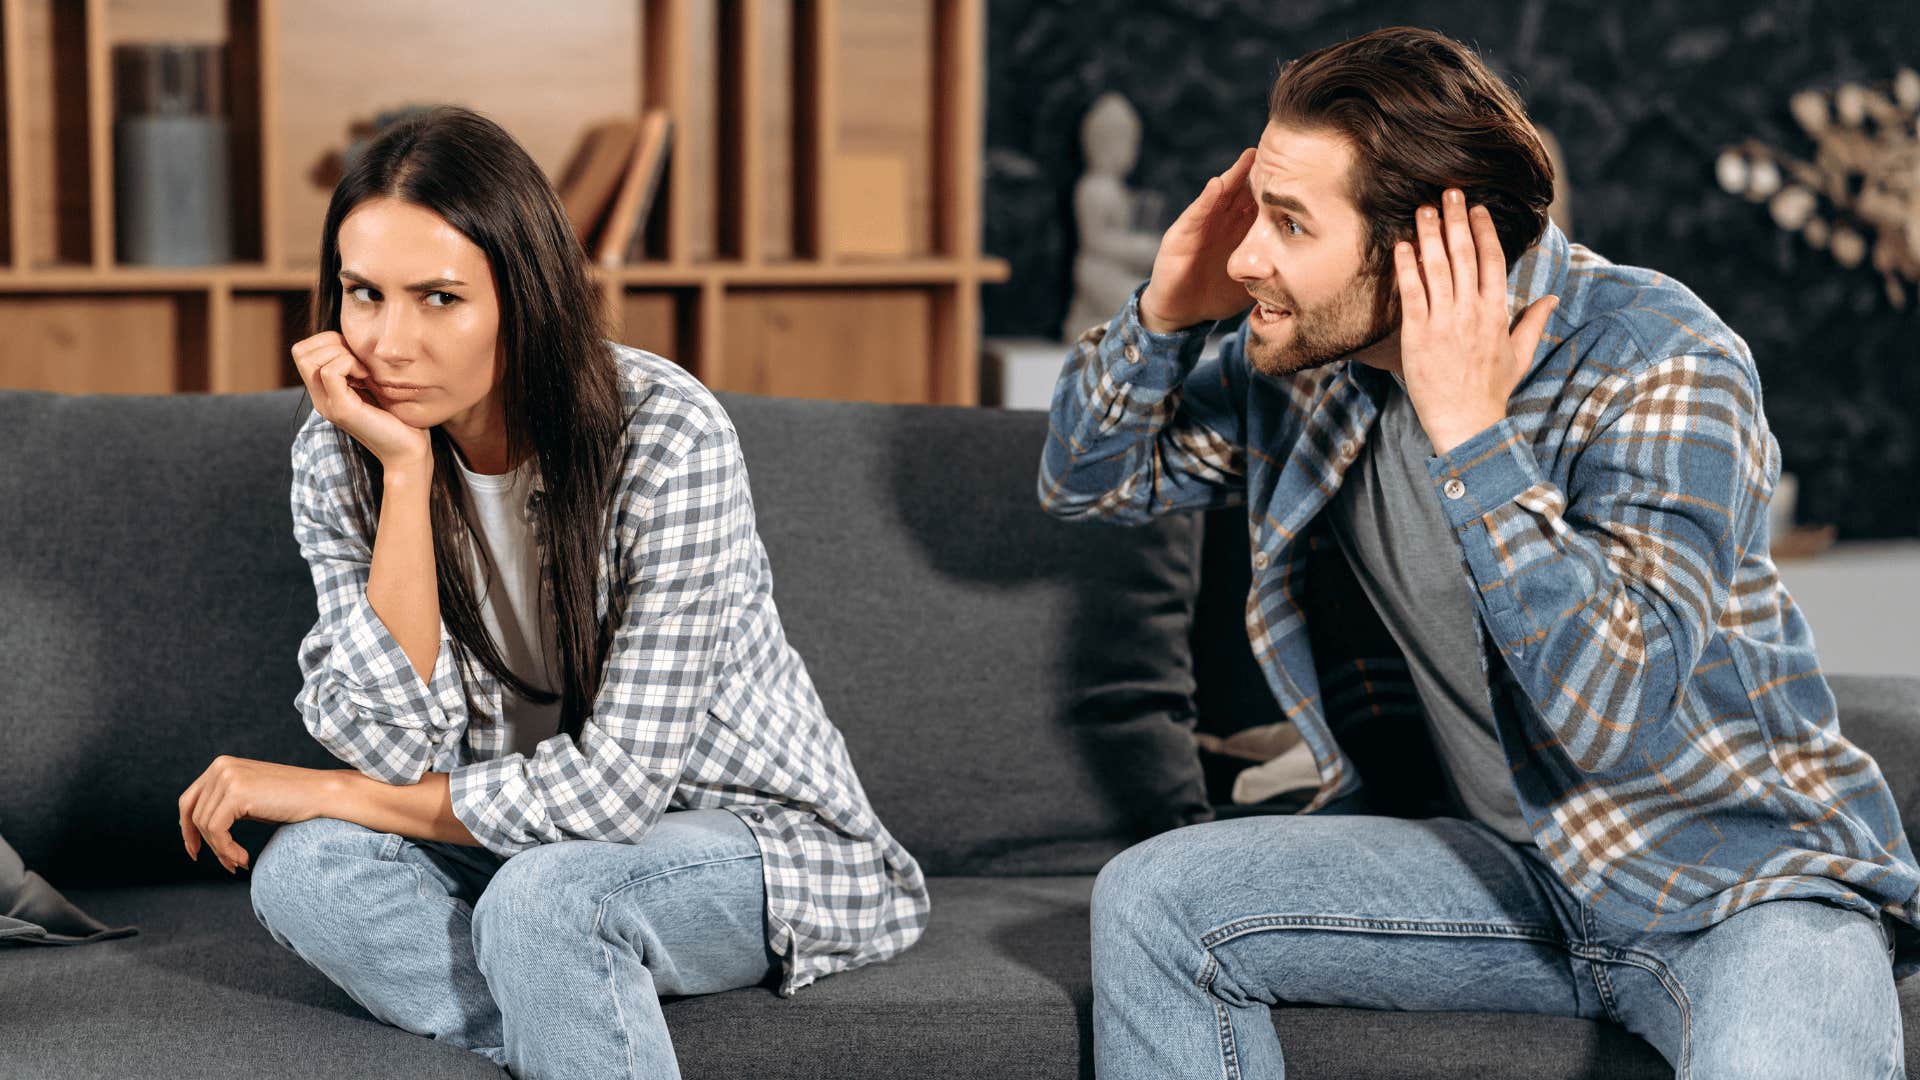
[248,808,777,1079]
[1092,813,1904,1079]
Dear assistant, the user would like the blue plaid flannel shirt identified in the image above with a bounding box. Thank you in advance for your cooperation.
[291,343,928,996]
[1040,221,1920,978]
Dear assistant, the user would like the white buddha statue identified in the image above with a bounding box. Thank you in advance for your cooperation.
[1062,93,1165,341]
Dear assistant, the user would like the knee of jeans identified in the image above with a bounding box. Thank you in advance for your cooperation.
[470,843,595,971]
[249,817,384,932]
[1093,832,1194,945]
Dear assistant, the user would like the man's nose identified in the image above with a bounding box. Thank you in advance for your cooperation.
[1227,219,1276,285]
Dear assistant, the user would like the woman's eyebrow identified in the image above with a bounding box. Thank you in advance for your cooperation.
[338,268,469,292]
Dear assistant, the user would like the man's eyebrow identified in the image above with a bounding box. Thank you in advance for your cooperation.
[338,268,468,292]
[1247,179,1317,224]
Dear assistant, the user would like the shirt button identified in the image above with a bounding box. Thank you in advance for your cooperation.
[1252,551,1270,570]
[747,810,765,823]
[1443,478,1468,500]
[1124,344,1142,363]
[1337,439,1357,462]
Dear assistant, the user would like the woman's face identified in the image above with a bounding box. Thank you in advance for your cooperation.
[334,197,504,431]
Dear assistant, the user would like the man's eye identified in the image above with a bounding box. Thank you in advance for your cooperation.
[347,286,378,303]
[1282,217,1304,238]
[425,291,460,308]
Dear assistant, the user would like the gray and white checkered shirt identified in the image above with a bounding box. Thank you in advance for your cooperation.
[291,343,929,995]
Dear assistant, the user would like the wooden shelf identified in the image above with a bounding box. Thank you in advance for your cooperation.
[0,0,995,404]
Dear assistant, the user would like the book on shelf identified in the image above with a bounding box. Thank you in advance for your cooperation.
[555,118,640,249]
[597,109,673,269]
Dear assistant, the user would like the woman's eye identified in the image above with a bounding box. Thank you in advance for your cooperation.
[425,291,460,308]
[347,285,378,303]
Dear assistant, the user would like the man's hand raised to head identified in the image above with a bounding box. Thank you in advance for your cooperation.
[1392,187,1558,455]
[1137,148,1260,335]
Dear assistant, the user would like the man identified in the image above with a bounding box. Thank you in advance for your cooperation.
[1040,26,1917,1079]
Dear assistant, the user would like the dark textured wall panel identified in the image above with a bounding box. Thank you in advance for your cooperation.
[985,0,1920,537]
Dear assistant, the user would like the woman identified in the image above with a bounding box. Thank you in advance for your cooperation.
[174,106,928,1077]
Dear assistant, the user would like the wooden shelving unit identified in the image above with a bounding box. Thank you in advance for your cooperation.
[0,0,1006,403]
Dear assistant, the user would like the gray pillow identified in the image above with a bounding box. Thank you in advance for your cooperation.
[0,831,136,945]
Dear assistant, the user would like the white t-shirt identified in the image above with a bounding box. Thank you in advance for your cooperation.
[451,452,563,758]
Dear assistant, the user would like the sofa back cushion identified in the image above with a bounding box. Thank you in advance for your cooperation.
[0,387,1211,885]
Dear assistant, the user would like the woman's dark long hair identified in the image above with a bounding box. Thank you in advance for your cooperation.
[311,105,627,743]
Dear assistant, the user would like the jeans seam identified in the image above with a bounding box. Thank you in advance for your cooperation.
[1195,952,1240,1080]
[1572,942,1692,1079]
[1200,913,1563,950]
[589,852,761,941]
[603,935,637,1079]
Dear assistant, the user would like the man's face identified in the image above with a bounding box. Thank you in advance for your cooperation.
[1229,122,1398,378]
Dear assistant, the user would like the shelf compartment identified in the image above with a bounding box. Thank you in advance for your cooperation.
[717,285,933,402]
[0,289,206,391]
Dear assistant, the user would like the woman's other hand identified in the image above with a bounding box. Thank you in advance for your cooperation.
[177,757,342,873]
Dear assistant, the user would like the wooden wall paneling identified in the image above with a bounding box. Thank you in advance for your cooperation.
[932,0,980,261]
[271,0,637,269]
[793,0,834,261]
[0,0,17,269]
[832,0,931,259]
[641,0,719,264]
[21,0,93,266]
[225,0,269,264]
[173,286,212,390]
[724,0,753,263]
[84,0,110,267]
[224,288,307,392]
[928,275,978,405]
[616,287,689,362]
[103,0,222,42]
[695,276,723,383]
[0,291,180,391]
[640,0,681,262]
[754,0,794,261]
[719,285,931,402]
[684,0,719,261]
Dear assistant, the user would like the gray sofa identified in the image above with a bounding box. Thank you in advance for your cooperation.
[5,385,1920,1079]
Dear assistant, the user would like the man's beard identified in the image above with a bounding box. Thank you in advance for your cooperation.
[1244,264,1399,378]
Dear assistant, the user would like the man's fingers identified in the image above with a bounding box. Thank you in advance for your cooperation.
[1414,206,1452,309]
[1441,190,1478,302]
[1470,204,1508,297]
[1392,241,1429,325]
[1509,295,1561,371]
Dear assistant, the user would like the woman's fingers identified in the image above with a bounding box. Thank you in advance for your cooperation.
[177,778,204,861]
[191,789,245,873]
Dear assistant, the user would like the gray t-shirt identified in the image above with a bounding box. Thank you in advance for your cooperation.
[1323,372,1532,844]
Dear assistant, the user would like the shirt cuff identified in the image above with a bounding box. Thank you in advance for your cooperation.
[450,755,554,857]
[1107,283,1216,391]
[1426,417,1543,531]
[330,592,466,732]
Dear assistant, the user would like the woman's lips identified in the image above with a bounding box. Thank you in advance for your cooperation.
[369,382,430,399]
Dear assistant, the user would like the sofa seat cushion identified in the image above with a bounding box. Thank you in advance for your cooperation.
[5,875,1796,1079]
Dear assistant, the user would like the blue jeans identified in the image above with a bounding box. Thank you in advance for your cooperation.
[249,808,778,1079]
[1092,813,1904,1079]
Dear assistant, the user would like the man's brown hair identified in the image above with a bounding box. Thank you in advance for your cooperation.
[1268,27,1554,274]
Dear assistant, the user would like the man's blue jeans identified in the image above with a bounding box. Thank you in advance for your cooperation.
[1092,813,1904,1079]
[248,808,777,1079]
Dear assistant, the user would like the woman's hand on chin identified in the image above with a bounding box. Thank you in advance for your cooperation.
[177,757,345,873]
